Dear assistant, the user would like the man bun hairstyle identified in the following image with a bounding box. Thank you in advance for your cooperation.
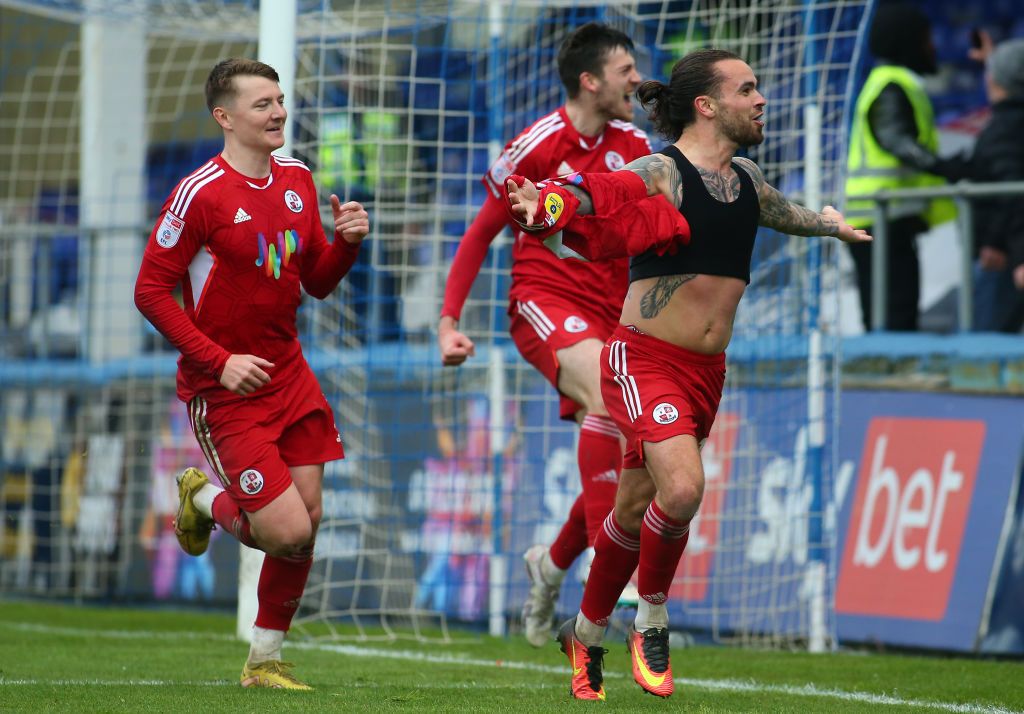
[205,58,280,112]
[557,22,636,98]
[637,48,741,139]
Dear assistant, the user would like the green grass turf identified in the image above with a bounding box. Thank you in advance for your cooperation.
[0,599,1021,712]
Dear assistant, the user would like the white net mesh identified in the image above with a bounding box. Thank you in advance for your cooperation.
[0,0,871,648]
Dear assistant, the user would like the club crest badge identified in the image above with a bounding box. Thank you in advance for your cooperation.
[284,189,303,213]
[564,316,588,333]
[605,150,625,170]
[653,402,679,425]
[240,468,265,495]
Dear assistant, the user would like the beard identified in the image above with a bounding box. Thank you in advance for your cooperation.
[721,111,765,147]
[597,89,635,123]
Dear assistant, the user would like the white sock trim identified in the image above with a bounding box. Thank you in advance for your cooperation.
[574,612,607,648]
[192,482,222,518]
[248,626,285,664]
[540,549,567,586]
[635,600,669,632]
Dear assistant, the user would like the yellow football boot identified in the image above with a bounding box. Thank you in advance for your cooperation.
[240,660,313,690]
[174,467,215,556]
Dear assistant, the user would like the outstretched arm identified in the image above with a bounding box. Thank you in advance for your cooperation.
[734,157,872,243]
[506,153,682,227]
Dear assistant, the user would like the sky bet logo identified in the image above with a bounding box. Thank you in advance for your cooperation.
[835,418,984,620]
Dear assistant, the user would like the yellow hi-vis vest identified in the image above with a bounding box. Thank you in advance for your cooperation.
[844,65,956,229]
[316,110,403,196]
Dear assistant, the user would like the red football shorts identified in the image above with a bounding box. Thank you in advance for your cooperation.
[509,293,620,420]
[186,364,344,511]
[601,324,726,469]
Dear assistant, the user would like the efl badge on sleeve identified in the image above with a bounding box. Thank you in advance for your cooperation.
[157,212,185,248]
[543,193,564,227]
[489,153,516,186]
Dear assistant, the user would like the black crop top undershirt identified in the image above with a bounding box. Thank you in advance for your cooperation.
[629,145,760,284]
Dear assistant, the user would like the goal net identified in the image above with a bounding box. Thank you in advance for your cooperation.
[0,0,871,649]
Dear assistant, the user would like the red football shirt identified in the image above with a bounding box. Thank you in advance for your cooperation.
[484,106,651,320]
[135,153,359,403]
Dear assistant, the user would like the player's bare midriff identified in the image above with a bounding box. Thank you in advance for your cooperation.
[620,273,746,354]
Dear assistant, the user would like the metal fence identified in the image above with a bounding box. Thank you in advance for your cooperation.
[850,180,1024,331]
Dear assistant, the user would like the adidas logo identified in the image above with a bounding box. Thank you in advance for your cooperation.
[233,207,252,224]
[557,160,574,176]
[593,469,619,484]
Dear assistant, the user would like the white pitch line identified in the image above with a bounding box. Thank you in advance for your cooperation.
[0,679,231,687]
[1,622,1019,714]
[0,678,552,690]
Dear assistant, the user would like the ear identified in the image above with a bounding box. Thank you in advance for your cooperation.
[212,106,231,131]
[694,95,716,119]
[579,71,602,95]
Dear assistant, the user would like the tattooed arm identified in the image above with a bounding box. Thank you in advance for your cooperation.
[734,157,871,244]
[555,154,684,215]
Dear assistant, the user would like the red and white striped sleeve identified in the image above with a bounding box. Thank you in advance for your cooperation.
[134,161,231,379]
[482,110,567,198]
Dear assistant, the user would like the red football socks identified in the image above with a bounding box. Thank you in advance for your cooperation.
[578,415,622,545]
[637,500,690,605]
[548,493,588,570]
[580,512,641,626]
[211,491,258,549]
[254,550,314,631]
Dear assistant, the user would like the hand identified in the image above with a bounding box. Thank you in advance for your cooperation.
[823,205,872,244]
[219,354,275,395]
[331,195,370,244]
[967,28,994,63]
[1015,264,1024,291]
[506,177,541,229]
[438,316,475,366]
[978,246,1008,271]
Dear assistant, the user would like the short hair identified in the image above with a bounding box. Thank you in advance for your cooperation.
[204,58,280,112]
[557,22,636,99]
[989,38,1024,98]
[636,48,742,140]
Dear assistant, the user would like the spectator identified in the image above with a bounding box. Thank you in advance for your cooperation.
[844,3,956,331]
[959,37,1024,332]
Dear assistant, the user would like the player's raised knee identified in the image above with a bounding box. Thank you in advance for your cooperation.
[654,478,704,522]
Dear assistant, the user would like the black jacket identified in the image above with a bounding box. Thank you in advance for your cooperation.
[869,87,1024,265]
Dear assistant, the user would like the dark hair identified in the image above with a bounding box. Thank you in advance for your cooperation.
[636,48,741,140]
[868,3,934,74]
[205,58,280,112]
[557,22,636,98]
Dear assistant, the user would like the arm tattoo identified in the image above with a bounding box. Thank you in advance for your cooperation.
[565,155,680,214]
[622,154,684,206]
[565,185,593,215]
[639,274,697,318]
[734,157,839,237]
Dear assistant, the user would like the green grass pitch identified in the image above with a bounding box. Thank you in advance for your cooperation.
[0,599,1021,712]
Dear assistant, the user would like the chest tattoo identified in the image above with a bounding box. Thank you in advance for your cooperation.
[696,166,742,202]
